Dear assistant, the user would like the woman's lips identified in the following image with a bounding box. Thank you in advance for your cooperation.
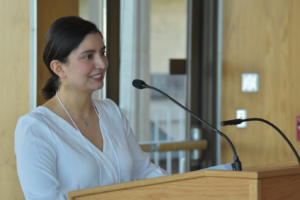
[90,73,104,81]
[90,74,102,78]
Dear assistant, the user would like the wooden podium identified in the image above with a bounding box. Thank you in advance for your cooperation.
[68,161,300,200]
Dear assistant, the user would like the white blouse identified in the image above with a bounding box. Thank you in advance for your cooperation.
[15,99,168,200]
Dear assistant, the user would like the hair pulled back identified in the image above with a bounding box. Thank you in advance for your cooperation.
[40,16,102,99]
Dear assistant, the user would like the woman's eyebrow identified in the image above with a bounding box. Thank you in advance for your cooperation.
[80,50,95,54]
[80,46,106,54]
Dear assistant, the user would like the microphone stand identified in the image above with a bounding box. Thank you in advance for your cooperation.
[136,81,242,171]
[221,118,300,165]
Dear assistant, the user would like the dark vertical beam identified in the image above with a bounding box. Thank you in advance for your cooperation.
[106,0,120,105]
[187,0,220,170]
[186,0,202,126]
[186,0,204,171]
[199,0,219,169]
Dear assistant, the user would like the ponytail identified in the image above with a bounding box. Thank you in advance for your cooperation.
[40,75,59,99]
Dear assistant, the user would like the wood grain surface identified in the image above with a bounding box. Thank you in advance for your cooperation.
[69,171,256,200]
[37,0,79,106]
[0,0,30,199]
[222,0,300,167]
[245,160,299,172]
[69,162,300,200]
[68,162,300,200]
[260,174,300,200]
[73,177,251,200]
[68,169,259,198]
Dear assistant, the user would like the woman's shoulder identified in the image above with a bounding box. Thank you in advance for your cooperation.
[15,107,57,139]
[15,107,56,155]
[17,106,52,124]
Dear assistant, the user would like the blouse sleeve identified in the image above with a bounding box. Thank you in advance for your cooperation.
[15,115,66,200]
[114,103,169,180]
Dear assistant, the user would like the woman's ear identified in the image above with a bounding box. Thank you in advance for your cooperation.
[50,60,65,78]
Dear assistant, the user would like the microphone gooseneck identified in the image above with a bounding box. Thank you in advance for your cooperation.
[132,79,242,171]
[221,118,300,165]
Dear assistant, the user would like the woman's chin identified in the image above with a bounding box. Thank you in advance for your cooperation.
[91,84,104,92]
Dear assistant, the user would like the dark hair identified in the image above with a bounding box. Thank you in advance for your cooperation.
[40,16,102,99]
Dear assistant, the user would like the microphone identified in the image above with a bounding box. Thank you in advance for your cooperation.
[132,79,243,171]
[221,119,243,126]
[132,79,148,89]
[221,118,300,165]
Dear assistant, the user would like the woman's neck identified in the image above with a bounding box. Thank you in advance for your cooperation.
[56,87,93,118]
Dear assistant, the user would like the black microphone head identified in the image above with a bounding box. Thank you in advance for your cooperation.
[132,79,146,89]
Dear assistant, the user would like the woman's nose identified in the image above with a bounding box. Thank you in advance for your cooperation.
[95,55,107,69]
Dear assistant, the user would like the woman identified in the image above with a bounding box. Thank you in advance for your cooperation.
[15,16,168,200]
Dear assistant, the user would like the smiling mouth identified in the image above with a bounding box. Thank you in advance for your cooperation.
[90,74,102,78]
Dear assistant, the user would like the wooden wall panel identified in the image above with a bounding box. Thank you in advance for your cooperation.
[0,0,30,199]
[222,0,300,167]
[37,0,79,106]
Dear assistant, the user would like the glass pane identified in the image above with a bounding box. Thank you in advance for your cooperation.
[119,0,187,174]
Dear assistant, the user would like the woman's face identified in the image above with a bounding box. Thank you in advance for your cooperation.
[62,33,108,93]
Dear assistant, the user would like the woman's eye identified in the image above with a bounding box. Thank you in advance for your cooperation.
[84,54,92,59]
[100,51,106,56]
